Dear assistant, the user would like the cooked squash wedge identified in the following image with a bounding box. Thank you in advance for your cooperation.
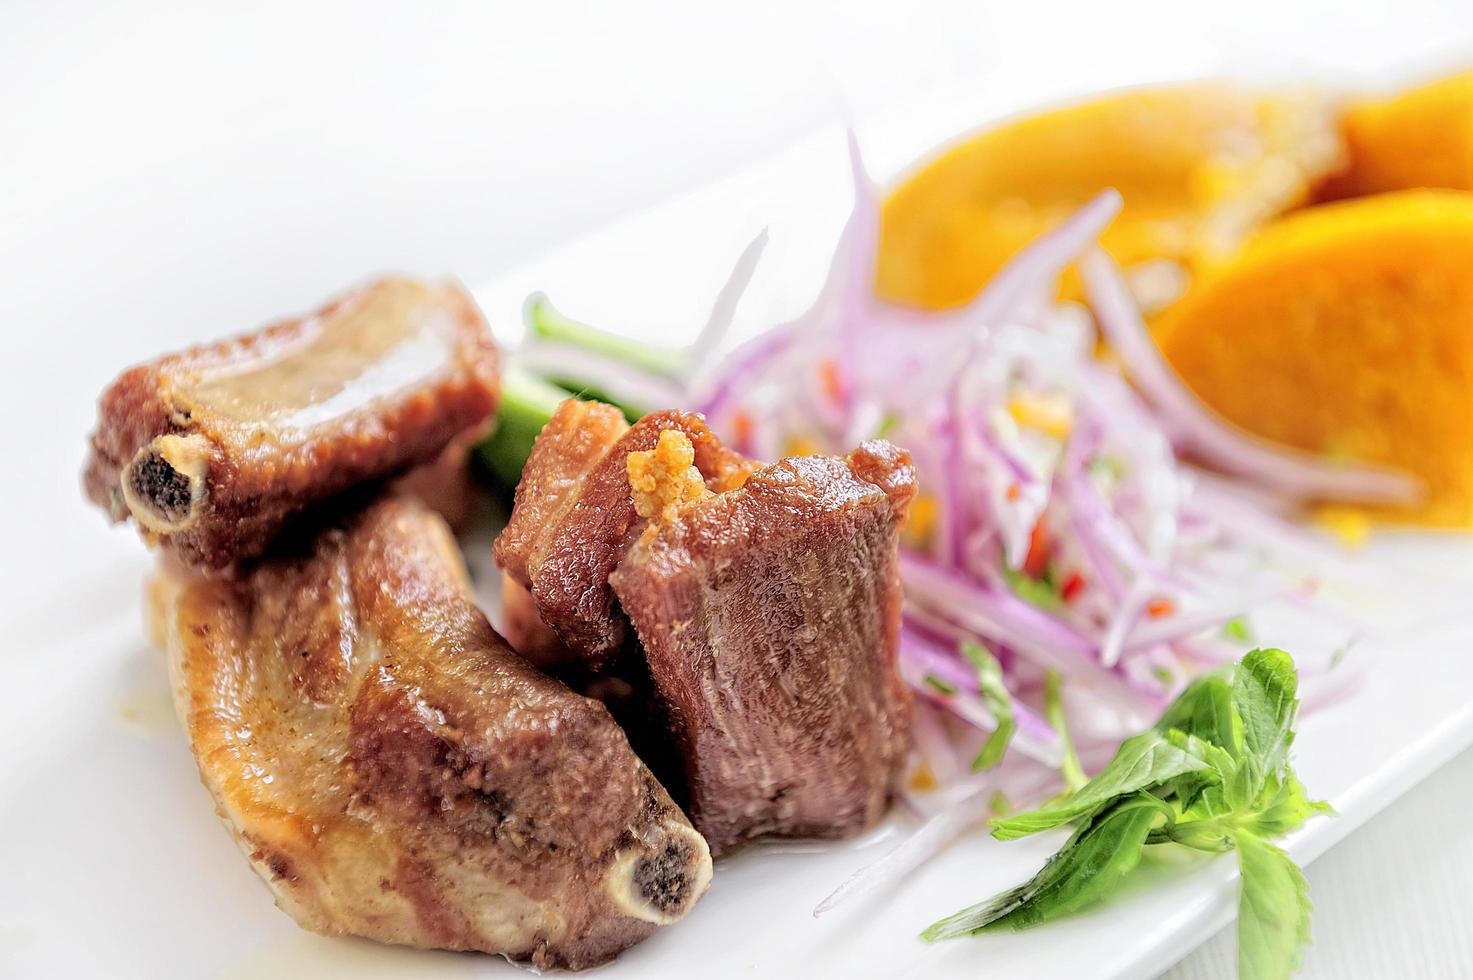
[1318,70,1473,199]
[878,84,1342,310]
[1157,190,1473,526]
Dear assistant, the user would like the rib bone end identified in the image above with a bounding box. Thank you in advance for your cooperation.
[121,433,212,535]
[607,819,713,925]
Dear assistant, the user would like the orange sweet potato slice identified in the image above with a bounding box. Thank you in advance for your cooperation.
[1317,71,1473,200]
[878,84,1342,311]
[1156,190,1473,526]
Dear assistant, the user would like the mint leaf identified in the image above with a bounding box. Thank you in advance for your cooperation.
[925,794,1166,939]
[934,650,1326,977]
[1242,772,1334,838]
[1163,729,1239,781]
[991,730,1215,840]
[1156,673,1240,756]
[963,643,1015,771]
[1234,649,1299,765]
[1235,831,1312,980]
[1232,648,1300,799]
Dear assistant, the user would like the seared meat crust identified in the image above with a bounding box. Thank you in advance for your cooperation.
[85,277,499,569]
[610,442,916,854]
[497,402,915,854]
[495,401,753,666]
[149,497,711,970]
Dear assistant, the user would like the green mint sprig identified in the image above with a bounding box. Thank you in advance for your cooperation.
[923,648,1331,980]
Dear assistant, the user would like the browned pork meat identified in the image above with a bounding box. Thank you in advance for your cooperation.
[498,571,576,673]
[391,420,493,532]
[149,496,711,970]
[495,400,753,667]
[495,402,915,854]
[610,438,916,854]
[85,277,499,569]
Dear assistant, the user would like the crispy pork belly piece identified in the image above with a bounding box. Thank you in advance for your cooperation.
[148,496,710,970]
[494,400,753,666]
[85,277,499,569]
[608,439,916,855]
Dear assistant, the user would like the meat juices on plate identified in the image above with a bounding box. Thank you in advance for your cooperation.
[149,496,711,971]
[496,400,916,855]
[84,277,500,569]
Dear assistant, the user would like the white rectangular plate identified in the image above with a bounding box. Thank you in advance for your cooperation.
[4,84,1470,980]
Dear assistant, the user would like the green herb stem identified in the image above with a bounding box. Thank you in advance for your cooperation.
[962,643,1016,771]
[1044,670,1088,793]
[525,292,687,379]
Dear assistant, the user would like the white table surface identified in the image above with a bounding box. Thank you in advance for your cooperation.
[3,3,1471,976]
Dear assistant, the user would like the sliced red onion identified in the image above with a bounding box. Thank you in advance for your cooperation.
[903,603,1010,666]
[1100,578,1154,668]
[899,554,1159,710]
[901,554,1094,655]
[1121,605,1244,653]
[899,628,1062,765]
[1190,475,1353,561]
[962,190,1123,327]
[704,133,877,430]
[837,130,881,342]
[813,781,997,918]
[813,766,1060,918]
[935,407,968,568]
[512,342,691,412]
[909,701,965,788]
[687,227,771,374]
[1080,248,1421,505]
[694,322,797,421]
[1059,480,1127,602]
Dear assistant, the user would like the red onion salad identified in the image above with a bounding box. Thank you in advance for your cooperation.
[509,132,1404,910]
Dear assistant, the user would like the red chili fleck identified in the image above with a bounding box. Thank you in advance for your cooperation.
[1006,482,1022,503]
[1146,597,1176,619]
[1061,571,1086,603]
[1023,520,1050,578]
[731,409,753,449]
[818,359,845,404]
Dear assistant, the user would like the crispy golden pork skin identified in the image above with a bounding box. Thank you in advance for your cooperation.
[85,277,499,569]
[148,497,711,971]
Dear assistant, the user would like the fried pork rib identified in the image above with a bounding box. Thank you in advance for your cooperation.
[496,401,915,854]
[495,401,753,666]
[611,439,916,854]
[149,496,711,970]
[85,277,499,569]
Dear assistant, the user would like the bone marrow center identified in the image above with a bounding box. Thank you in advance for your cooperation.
[122,433,212,534]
